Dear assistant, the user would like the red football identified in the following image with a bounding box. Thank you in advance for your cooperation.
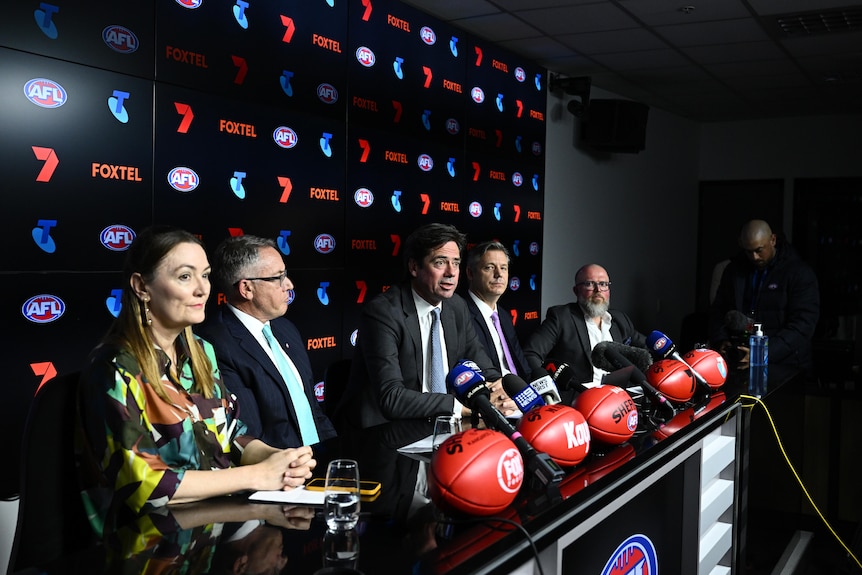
[645,359,696,403]
[682,348,728,389]
[573,385,637,445]
[428,428,524,516]
[517,404,591,467]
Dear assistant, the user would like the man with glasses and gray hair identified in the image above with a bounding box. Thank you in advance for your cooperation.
[197,235,336,449]
[524,263,647,389]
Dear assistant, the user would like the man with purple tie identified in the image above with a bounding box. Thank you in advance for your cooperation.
[464,241,532,381]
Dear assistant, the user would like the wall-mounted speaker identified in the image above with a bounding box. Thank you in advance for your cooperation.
[581,99,649,153]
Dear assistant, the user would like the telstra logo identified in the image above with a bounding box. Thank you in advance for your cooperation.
[233,1,249,28]
[108,90,130,123]
[22,294,65,323]
[24,78,66,108]
[32,219,57,253]
[168,167,199,192]
[273,126,298,148]
[100,225,136,251]
[106,289,123,318]
[34,3,59,39]
[356,47,376,67]
[314,234,336,254]
[102,25,138,53]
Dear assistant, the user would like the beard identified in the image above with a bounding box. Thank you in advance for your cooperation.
[579,297,609,319]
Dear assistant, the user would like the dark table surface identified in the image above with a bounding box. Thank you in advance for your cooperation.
[13,364,803,575]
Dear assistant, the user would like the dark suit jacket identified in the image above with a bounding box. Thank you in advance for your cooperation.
[464,293,532,381]
[196,307,336,448]
[338,284,501,429]
[524,303,646,391]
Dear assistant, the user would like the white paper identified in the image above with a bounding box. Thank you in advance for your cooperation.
[397,435,435,454]
[248,486,326,505]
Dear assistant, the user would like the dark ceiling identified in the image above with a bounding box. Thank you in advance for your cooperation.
[400,0,862,122]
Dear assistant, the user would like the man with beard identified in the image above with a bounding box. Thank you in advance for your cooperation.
[524,264,647,393]
[708,219,819,371]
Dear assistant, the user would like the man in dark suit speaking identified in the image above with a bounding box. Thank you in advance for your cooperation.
[197,235,335,448]
[524,264,647,392]
[464,240,531,381]
[339,223,513,430]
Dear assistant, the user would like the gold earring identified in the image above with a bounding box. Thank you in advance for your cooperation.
[142,296,152,326]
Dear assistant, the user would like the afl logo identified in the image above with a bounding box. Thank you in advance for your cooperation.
[168,167,199,192]
[471,87,485,104]
[314,381,325,402]
[314,233,336,254]
[420,26,437,45]
[354,188,374,207]
[601,534,658,575]
[356,46,376,67]
[514,67,526,83]
[627,410,638,431]
[469,202,482,217]
[454,371,473,387]
[100,225,135,251]
[287,289,295,305]
[529,242,539,255]
[350,329,359,347]
[653,336,668,351]
[417,154,434,172]
[273,126,298,149]
[24,78,67,108]
[175,0,203,8]
[317,83,339,104]
[510,277,520,291]
[102,25,138,53]
[22,294,66,324]
[532,141,542,155]
[512,172,524,187]
[446,118,460,135]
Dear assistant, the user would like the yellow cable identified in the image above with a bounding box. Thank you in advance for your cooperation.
[737,394,862,570]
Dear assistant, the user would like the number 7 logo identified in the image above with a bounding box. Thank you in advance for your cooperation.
[32,146,59,182]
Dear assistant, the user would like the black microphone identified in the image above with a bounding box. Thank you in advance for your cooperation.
[724,310,752,334]
[591,342,676,419]
[447,361,565,494]
[646,330,711,393]
[502,373,546,413]
[542,360,590,397]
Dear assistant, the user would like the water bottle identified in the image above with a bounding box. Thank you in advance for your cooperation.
[748,323,768,397]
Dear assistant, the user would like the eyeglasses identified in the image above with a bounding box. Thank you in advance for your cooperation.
[577,280,611,291]
[236,271,289,285]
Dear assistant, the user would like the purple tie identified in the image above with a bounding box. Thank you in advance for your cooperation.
[491,311,517,376]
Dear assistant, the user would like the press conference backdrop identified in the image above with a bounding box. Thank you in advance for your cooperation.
[0,0,546,496]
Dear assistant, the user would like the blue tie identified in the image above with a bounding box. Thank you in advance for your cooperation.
[429,308,446,394]
[262,323,320,445]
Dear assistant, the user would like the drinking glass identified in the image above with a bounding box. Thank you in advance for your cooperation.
[432,415,461,451]
[324,459,361,530]
[323,527,360,569]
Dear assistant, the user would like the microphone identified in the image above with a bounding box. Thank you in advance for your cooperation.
[446,361,565,494]
[725,310,752,334]
[646,330,711,393]
[502,373,546,414]
[528,368,562,405]
[542,360,589,397]
[591,342,676,420]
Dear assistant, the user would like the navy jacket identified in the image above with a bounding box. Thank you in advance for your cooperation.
[197,307,336,448]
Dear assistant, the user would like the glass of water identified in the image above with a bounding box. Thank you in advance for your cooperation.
[324,459,361,531]
[432,415,461,451]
